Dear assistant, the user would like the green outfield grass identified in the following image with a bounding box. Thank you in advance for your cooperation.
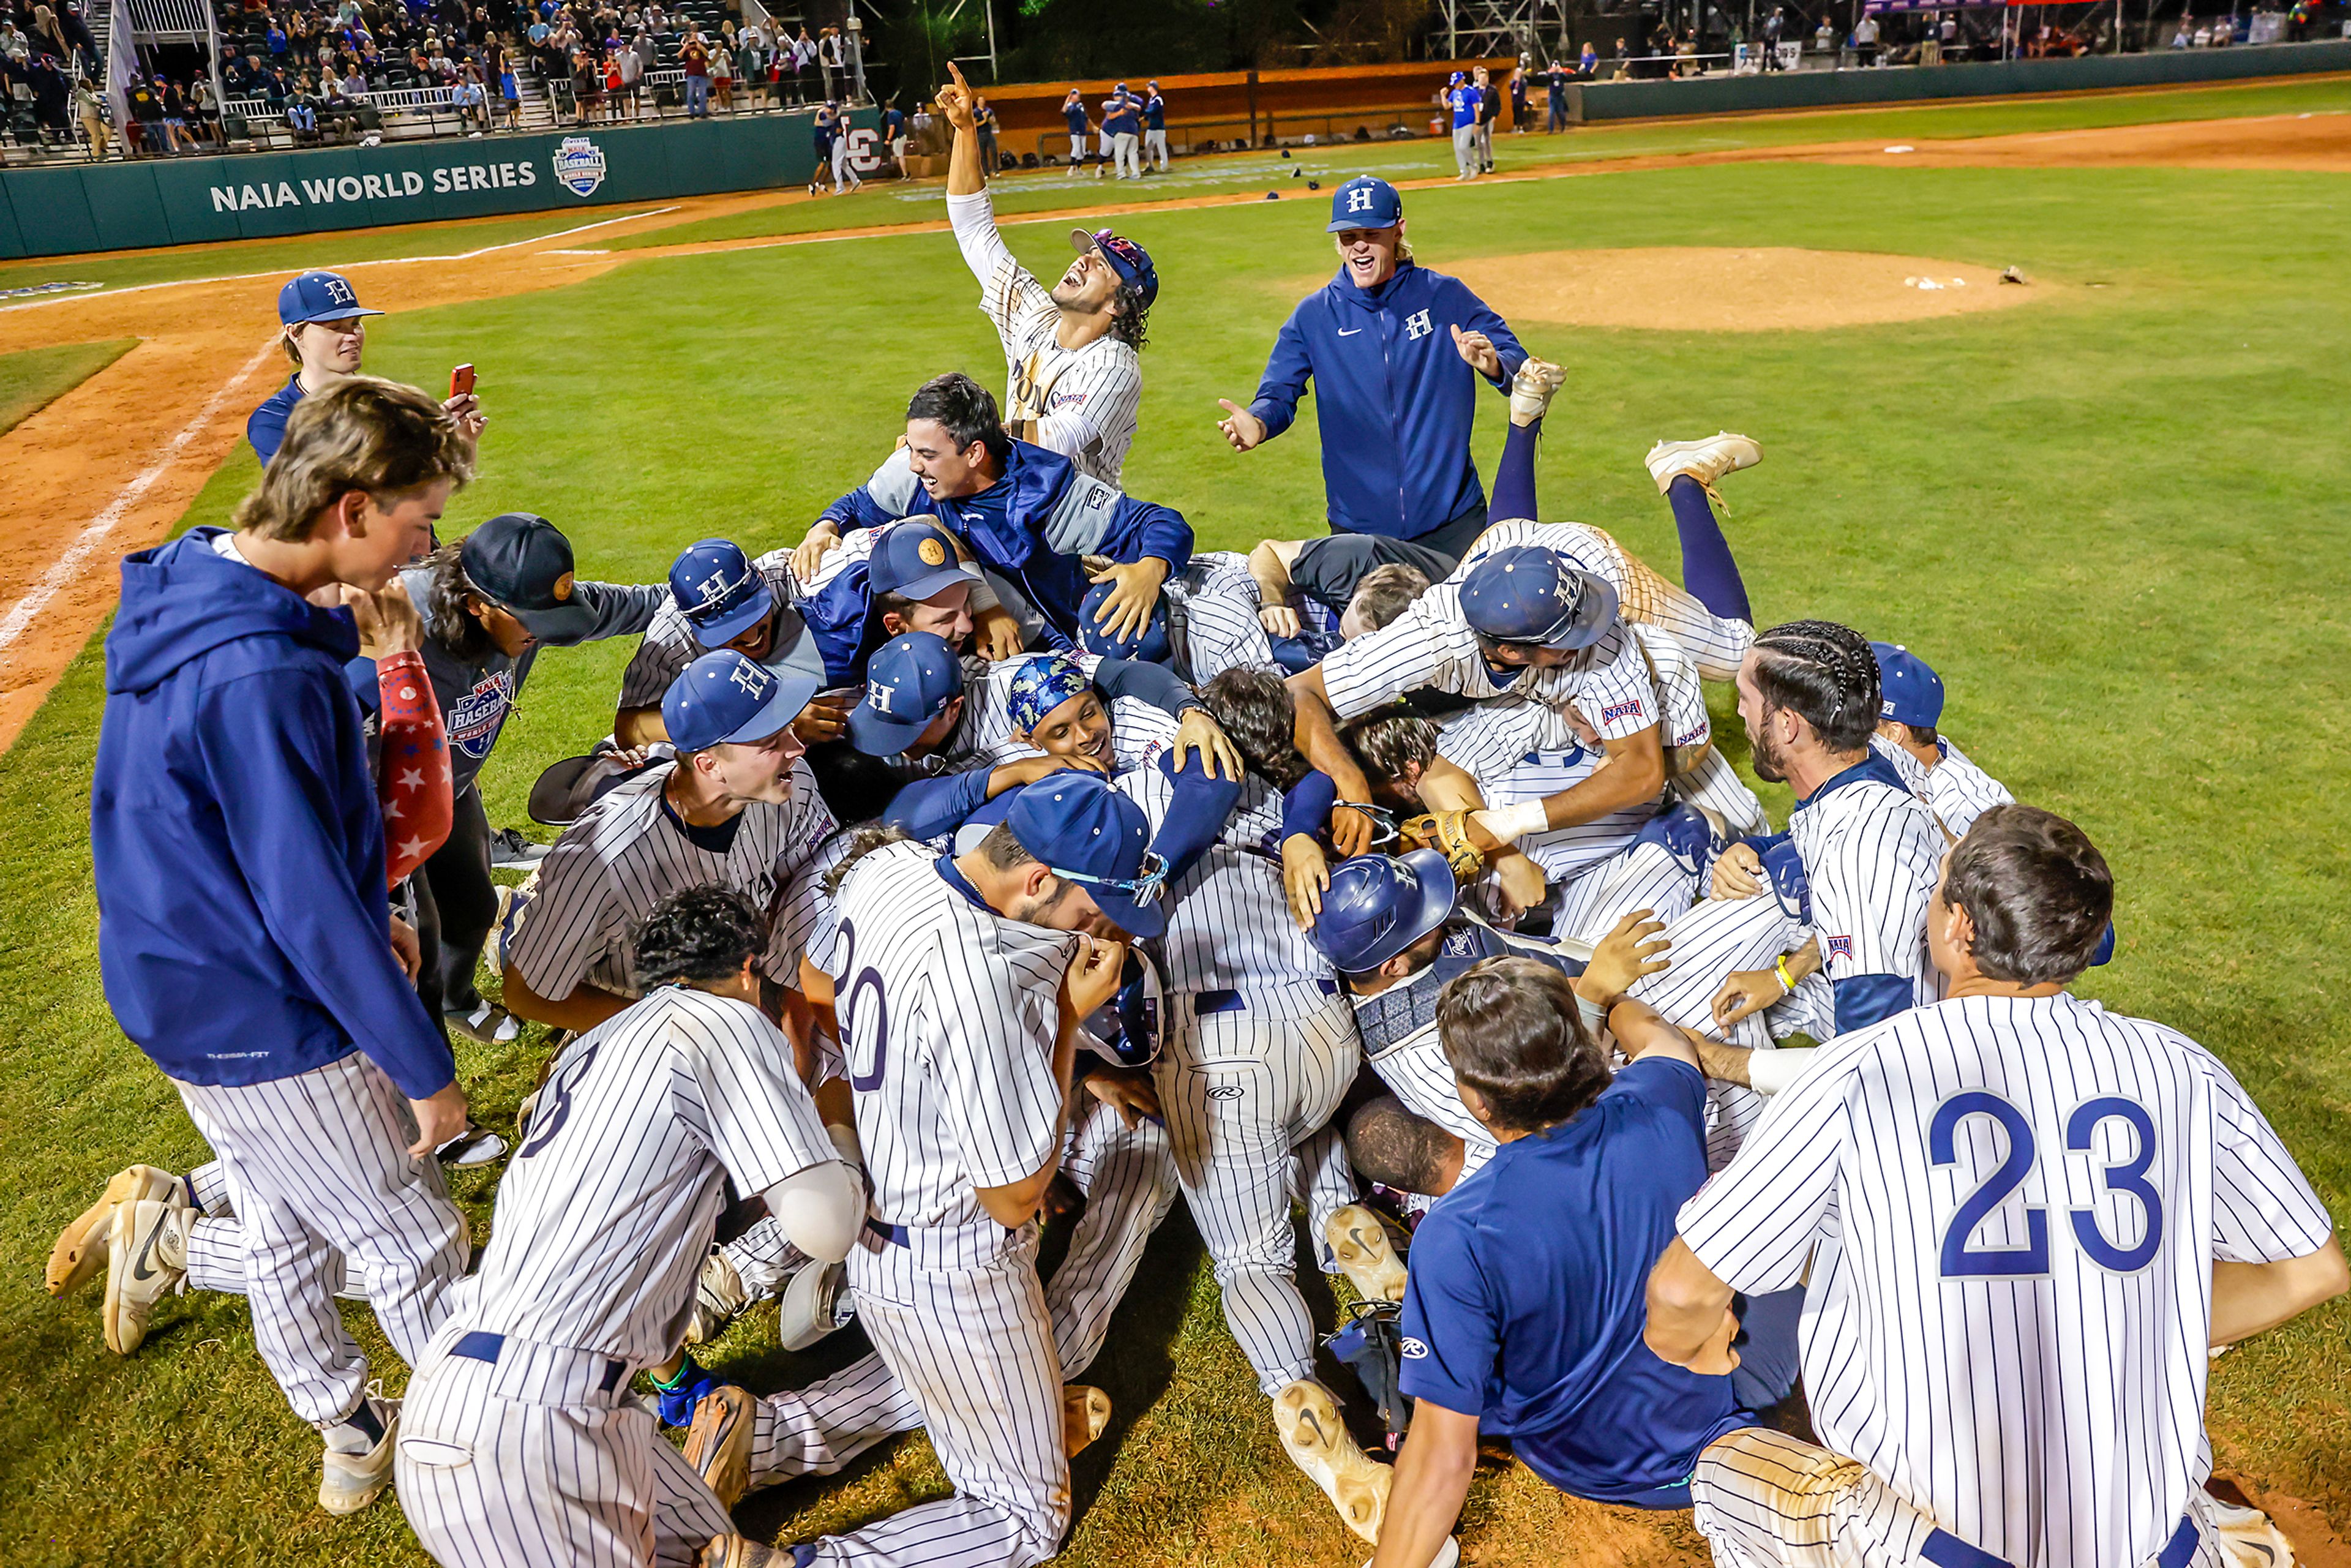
[601,75,2350,250]
[2,96,2348,1566]
[0,337,135,435]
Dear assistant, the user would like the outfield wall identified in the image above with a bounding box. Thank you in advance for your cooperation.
[1567,40,2351,121]
[0,108,877,261]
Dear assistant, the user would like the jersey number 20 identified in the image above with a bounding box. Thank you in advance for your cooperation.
[1932,1091,2164,1278]
[834,917,890,1092]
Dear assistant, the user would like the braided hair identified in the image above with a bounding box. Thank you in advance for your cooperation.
[1750,619,1879,754]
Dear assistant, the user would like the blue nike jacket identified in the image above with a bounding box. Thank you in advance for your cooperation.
[1248,260,1526,539]
[92,528,455,1101]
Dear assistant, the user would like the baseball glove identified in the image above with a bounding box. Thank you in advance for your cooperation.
[1401,809,1486,877]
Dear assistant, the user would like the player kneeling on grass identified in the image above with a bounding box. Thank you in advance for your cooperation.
[1644,805,2347,1568]
[1368,958,1750,1568]
[394,885,862,1568]
[89,376,474,1515]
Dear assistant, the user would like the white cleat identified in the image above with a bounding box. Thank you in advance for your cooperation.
[1063,1384,1112,1458]
[319,1386,400,1515]
[2206,1495,2295,1568]
[684,1248,747,1346]
[1507,358,1569,427]
[103,1195,192,1354]
[50,1165,180,1297]
[1273,1378,1391,1545]
[1644,432,1764,497]
[1325,1205,1408,1304]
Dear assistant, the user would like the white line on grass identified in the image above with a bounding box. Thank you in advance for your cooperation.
[0,339,279,660]
[0,206,680,315]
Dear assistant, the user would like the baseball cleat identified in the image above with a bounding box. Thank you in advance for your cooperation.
[778,1258,849,1352]
[318,1386,400,1515]
[1506,358,1569,428]
[684,1385,757,1507]
[49,1164,179,1297]
[488,827,549,868]
[686,1249,748,1346]
[1062,1384,1112,1458]
[445,1002,521,1045]
[1273,1378,1391,1545]
[102,1195,192,1354]
[2205,1496,2294,1568]
[1325,1205,1408,1304]
[698,1533,796,1567]
[1644,432,1763,498]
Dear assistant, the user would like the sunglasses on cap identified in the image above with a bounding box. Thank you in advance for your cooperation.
[1331,800,1402,849]
[1048,850,1171,907]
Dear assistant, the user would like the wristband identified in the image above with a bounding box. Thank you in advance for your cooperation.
[1773,955,1797,996]
[1573,992,1610,1040]
[1480,799,1550,845]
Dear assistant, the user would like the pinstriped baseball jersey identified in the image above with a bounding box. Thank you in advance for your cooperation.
[504,761,839,1001]
[1319,582,1658,741]
[1164,551,1276,684]
[972,691,1181,777]
[1431,621,1709,781]
[1114,763,1330,997]
[829,839,1076,1250]
[617,549,824,709]
[1678,991,2336,1568]
[1447,517,1623,595]
[947,189,1142,488]
[1786,762,1943,1025]
[1872,734,2015,842]
[934,652,1103,768]
[459,987,837,1362]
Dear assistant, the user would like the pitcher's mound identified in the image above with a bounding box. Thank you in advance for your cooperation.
[1445,247,2041,332]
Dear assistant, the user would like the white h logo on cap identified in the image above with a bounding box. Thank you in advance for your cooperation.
[323,276,354,304]
[1346,186,1374,213]
[729,662,770,699]
[695,569,741,610]
[867,679,894,714]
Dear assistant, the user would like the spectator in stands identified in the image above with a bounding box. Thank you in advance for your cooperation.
[497,56,517,121]
[816,22,840,99]
[191,73,221,143]
[31,53,71,146]
[708,33,732,111]
[339,60,367,97]
[569,45,595,121]
[614,30,638,115]
[286,79,320,140]
[73,69,111,158]
[1853,10,1881,62]
[679,27,708,116]
[123,69,160,153]
[159,75,195,152]
[452,62,486,128]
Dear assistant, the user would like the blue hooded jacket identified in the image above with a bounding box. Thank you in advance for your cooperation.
[92,529,456,1101]
[1248,260,1526,539]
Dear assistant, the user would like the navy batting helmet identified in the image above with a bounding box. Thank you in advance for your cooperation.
[1308,850,1458,975]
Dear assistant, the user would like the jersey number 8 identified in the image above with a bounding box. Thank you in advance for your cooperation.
[834,917,890,1093]
[1932,1091,2164,1279]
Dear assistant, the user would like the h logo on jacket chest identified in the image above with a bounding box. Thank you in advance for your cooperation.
[1403,310,1433,341]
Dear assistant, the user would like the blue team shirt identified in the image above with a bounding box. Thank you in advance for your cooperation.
[1449,84,1479,128]
[1144,92,1164,130]
[1063,101,1088,135]
[1397,1056,1747,1507]
[247,373,304,466]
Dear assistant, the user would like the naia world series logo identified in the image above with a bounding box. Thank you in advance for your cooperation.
[552,136,607,197]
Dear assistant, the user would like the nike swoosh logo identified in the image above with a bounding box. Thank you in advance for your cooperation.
[1338,328,1362,337]
[131,1218,162,1283]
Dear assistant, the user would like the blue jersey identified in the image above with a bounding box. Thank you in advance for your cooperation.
[1398,1056,1746,1507]
[247,372,304,466]
[1448,84,1479,128]
[1063,101,1087,135]
[1144,92,1164,130]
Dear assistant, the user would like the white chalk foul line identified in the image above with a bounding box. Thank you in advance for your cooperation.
[0,339,280,662]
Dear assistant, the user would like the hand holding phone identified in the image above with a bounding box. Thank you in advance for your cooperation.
[449,363,476,398]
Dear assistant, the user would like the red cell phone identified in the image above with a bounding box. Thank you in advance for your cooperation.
[450,363,476,399]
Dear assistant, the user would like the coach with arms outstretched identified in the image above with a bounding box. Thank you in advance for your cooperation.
[1217,175,1526,580]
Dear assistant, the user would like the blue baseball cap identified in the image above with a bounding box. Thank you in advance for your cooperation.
[1308,850,1457,973]
[1460,547,1619,650]
[1005,772,1165,939]
[849,631,964,756]
[277,269,382,326]
[1068,227,1159,310]
[870,520,980,603]
[1007,652,1097,736]
[662,650,820,754]
[1078,580,1171,665]
[669,539,775,648]
[1327,175,1403,233]
[1871,641,1944,729]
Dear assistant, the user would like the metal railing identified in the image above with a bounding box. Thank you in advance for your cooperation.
[121,0,212,36]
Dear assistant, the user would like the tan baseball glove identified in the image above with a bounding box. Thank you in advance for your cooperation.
[1401,809,1488,877]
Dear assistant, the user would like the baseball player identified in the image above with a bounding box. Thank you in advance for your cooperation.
[394,885,863,1568]
[1101,83,1142,178]
[694,775,1144,1568]
[90,377,475,1514]
[935,62,1152,487]
[502,650,839,1035]
[790,516,1027,672]
[1142,80,1169,170]
[1705,620,1943,1040]
[1073,550,1278,688]
[1869,640,2015,838]
[794,374,1191,651]
[613,539,841,749]
[249,270,484,467]
[1286,541,1667,862]
[1644,806,2346,1568]
[1444,70,1479,179]
[1218,177,1526,573]
[1368,967,1750,1568]
[1057,86,1090,170]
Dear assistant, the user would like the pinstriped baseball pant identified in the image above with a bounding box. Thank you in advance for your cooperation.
[174,1055,467,1428]
[1155,989,1359,1396]
[743,1095,1174,1488]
